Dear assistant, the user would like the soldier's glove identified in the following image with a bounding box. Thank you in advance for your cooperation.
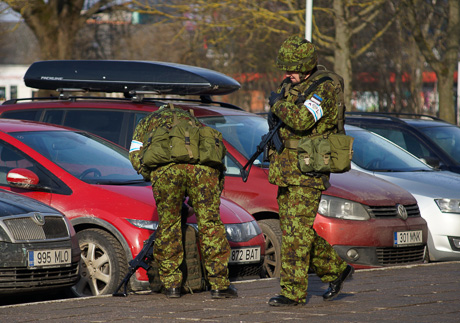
[267,110,279,130]
[268,87,286,107]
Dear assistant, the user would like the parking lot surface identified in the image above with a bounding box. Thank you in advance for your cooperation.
[1,261,459,322]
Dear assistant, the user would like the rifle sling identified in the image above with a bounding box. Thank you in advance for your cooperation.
[284,139,299,149]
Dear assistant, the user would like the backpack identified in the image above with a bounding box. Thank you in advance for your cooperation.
[147,225,208,293]
[136,103,226,178]
[296,67,354,174]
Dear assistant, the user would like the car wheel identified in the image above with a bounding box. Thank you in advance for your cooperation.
[258,219,282,278]
[71,228,128,297]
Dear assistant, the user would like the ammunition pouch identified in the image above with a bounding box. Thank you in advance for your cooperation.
[296,133,354,174]
[198,126,227,168]
[170,120,200,164]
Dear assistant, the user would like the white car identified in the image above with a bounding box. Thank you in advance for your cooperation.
[346,125,460,261]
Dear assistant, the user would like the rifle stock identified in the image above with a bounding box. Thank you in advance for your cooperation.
[112,203,190,297]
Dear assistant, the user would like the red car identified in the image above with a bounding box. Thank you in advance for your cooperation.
[0,60,427,276]
[0,119,264,297]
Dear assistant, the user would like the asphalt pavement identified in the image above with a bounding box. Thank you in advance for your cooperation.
[1,261,459,323]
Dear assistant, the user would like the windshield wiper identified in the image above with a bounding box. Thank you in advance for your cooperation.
[91,179,148,185]
[377,169,430,172]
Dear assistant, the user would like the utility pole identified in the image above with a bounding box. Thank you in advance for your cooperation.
[457,61,460,125]
[305,0,313,41]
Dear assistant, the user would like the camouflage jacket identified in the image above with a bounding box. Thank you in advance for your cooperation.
[268,75,339,189]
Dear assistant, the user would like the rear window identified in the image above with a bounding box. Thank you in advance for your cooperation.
[1,109,41,121]
[62,110,124,145]
[360,125,435,160]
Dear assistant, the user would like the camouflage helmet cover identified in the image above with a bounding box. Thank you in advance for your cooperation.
[276,35,317,73]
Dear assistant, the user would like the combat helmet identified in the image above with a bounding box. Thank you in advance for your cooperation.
[276,35,317,73]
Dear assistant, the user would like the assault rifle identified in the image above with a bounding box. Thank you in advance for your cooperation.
[113,231,156,297]
[240,120,283,182]
[113,203,190,297]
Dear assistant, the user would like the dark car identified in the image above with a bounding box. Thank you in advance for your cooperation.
[0,60,428,275]
[0,189,80,295]
[345,112,460,173]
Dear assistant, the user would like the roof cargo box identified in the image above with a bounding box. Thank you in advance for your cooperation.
[24,60,241,96]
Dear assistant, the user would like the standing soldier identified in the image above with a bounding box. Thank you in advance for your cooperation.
[129,104,237,299]
[267,35,354,306]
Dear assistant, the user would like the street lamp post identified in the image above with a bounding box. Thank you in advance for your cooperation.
[305,0,313,41]
[457,61,460,125]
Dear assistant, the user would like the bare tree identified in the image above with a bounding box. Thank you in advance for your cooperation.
[4,0,119,59]
[400,0,460,123]
[312,0,397,109]
[0,21,38,64]
[3,0,457,118]
[134,1,396,110]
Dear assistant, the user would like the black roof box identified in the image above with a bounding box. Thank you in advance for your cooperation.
[24,60,241,96]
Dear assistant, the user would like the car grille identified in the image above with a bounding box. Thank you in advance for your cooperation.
[228,263,262,278]
[377,245,426,265]
[0,262,79,292]
[368,204,420,218]
[2,215,69,242]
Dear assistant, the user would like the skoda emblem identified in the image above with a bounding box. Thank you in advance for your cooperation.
[396,204,408,220]
[32,212,45,226]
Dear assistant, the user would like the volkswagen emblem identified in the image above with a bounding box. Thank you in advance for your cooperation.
[32,212,45,226]
[396,204,408,220]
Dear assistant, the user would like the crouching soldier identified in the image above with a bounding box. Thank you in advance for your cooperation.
[129,103,237,299]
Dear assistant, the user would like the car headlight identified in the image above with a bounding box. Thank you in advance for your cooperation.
[435,199,460,213]
[318,195,371,220]
[0,226,11,242]
[126,219,159,230]
[63,216,76,237]
[225,220,262,242]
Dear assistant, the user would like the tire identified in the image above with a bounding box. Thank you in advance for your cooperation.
[71,228,128,297]
[258,219,282,278]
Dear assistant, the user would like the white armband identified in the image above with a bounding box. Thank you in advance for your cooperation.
[303,94,323,122]
[129,140,143,153]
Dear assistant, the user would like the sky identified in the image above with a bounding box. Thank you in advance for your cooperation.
[0,3,21,22]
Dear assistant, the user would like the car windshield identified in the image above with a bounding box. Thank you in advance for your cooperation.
[10,130,145,184]
[346,127,433,172]
[199,114,269,167]
[415,124,460,164]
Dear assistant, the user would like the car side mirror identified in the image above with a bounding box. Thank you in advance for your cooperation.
[420,156,440,169]
[7,168,40,189]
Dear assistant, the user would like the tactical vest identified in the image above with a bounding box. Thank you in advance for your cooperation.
[139,103,226,175]
[295,67,354,173]
[305,66,346,134]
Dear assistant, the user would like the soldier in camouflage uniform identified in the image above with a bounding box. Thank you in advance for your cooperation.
[267,35,354,307]
[129,105,237,299]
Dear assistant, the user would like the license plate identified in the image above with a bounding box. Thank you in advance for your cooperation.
[394,230,423,246]
[229,247,261,264]
[28,249,71,267]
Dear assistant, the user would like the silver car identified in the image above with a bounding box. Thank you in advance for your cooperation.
[347,125,460,261]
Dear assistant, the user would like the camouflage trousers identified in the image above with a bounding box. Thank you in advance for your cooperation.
[277,185,347,303]
[151,163,231,290]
